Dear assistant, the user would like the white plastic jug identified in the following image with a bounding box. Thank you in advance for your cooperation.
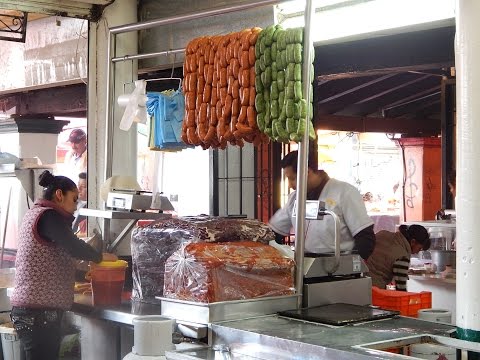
[132,315,175,356]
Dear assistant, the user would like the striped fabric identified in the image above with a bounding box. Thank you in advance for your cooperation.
[392,257,410,291]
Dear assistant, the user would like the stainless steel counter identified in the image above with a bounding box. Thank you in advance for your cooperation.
[166,315,459,359]
[71,294,162,325]
[409,273,456,284]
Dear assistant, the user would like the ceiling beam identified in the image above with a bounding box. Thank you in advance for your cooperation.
[316,73,440,116]
[337,76,440,117]
[382,92,441,118]
[377,85,442,113]
[317,73,397,104]
[0,84,86,116]
[314,114,440,135]
[315,26,455,78]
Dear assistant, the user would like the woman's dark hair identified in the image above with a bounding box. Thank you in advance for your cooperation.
[399,224,431,251]
[38,170,77,200]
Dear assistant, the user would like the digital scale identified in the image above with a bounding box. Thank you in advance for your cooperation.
[294,200,373,308]
[106,189,174,211]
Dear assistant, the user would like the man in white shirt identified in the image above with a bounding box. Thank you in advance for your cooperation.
[63,129,87,182]
[269,150,376,260]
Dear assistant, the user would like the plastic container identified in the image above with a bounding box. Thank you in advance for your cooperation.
[372,287,432,317]
[89,260,128,306]
[410,343,456,360]
[0,323,21,360]
[132,315,175,356]
[418,309,452,324]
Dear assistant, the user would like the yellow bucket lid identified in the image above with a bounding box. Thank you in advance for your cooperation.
[95,260,128,268]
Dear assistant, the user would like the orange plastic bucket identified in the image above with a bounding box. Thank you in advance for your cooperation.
[88,260,128,306]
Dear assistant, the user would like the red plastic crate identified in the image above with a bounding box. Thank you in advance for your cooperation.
[372,287,432,317]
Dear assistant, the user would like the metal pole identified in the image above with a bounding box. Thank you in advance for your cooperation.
[109,0,282,34]
[0,187,12,269]
[112,48,185,63]
[294,0,315,309]
[104,30,115,183]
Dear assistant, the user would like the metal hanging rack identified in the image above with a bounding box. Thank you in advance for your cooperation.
[123,57,183,91]
[104,0,315,309]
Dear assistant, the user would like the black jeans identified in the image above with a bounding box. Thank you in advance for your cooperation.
[10,306,64,360]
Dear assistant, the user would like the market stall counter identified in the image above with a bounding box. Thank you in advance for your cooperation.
[70,294,162,360]
[166,314,474,360]
[72,293,163,326]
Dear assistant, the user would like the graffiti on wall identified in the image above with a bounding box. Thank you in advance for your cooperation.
[405,158,418,209]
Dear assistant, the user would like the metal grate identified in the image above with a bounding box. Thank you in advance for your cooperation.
[0,10,28,43]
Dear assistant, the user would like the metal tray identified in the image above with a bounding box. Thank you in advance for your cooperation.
[279,303,399,326]
[158,295,300,324]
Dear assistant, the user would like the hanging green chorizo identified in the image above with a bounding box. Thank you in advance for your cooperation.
[294,63,302,81]
[294,81,302,101]
[285,99,294,118]
[294,43,302,64]
[255,75,263,92]
[271,42,278,61]
[277,70,285,91]
[285,63,295,82]
[270,99,279,119]
[294,27,303,44]
[285,81,295,100]
[278,90,285,108]
[257,112,265,131]
[271,62,278,81]
[255,93,265,113]
[286,117,296,134]
[270,81,279,100]
[264,47,272,66]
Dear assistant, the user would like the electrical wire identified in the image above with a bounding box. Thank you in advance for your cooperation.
[74,19,88,85]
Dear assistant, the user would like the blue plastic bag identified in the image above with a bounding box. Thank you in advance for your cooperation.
[146,89,190,150]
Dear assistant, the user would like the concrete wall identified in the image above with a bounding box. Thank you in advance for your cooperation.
[138,0,274,70]
[0,16,87,93]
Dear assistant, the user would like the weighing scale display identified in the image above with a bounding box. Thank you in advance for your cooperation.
[292,200,320,220]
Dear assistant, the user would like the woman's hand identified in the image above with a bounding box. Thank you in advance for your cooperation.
[102,253,118,262]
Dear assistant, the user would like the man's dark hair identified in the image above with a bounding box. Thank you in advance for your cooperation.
[79,172,87,180]
[280,150,317,172]
[398,224,431,251]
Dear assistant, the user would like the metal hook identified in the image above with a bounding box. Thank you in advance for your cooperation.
[170,52,177,79]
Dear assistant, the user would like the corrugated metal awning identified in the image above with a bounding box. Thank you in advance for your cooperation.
[0,0,114,21]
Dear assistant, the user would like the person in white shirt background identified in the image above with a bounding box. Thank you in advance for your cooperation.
[72,172,87,236]
[62,129,87,183]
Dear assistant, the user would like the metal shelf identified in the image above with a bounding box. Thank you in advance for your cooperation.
[79,208,171,251]
[79,208,171,220]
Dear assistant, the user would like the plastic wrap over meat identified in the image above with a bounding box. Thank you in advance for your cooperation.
[163,241,295,303]
[131,215,276,302]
